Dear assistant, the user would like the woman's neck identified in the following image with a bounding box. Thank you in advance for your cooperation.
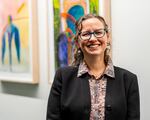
[84,55,106,76]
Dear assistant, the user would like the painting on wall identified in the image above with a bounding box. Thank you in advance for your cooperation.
[48,0,111,82]
[53,0,89,68]
[0,0,39,83]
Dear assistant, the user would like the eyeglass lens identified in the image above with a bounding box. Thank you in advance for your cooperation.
[80,29,106,40]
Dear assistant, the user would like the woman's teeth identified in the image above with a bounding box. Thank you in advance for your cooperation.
[87,44,100,48]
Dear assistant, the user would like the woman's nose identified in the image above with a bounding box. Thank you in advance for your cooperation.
[89,34,97,41]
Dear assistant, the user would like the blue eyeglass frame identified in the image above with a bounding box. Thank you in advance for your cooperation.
[79,28,107,41]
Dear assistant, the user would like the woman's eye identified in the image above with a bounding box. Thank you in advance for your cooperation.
[95,31,103,35]
[82,32,90,36]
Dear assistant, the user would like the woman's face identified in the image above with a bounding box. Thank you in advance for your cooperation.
[78,17,109,58]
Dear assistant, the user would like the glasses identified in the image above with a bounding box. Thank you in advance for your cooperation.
[79,29,107,41]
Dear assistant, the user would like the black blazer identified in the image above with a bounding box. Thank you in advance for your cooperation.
[47,66,140,120]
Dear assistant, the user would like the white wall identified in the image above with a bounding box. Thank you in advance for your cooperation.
[0,93,47,120]
[0,0,150,120]
[111,0,150,119]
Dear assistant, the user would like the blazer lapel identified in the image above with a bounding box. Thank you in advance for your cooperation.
[79,73,91,120]
[105,76,114,120]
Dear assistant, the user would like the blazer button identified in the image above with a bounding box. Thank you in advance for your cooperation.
[106,105,112,111]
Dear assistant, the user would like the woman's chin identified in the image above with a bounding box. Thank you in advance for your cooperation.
[84,51,103,56]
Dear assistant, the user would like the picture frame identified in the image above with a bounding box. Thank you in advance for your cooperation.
[0,0,39,84]
[47,0,111,82]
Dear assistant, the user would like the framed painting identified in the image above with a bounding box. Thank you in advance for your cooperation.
[48,0,111,82]
[0,0,39,83]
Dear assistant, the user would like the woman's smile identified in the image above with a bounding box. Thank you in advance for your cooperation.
[86,43,101,48]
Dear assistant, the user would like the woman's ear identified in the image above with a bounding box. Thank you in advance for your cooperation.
[107,27,112,39]
[75,38,80,48]
[106,32,110,38]
[106,31,111,44]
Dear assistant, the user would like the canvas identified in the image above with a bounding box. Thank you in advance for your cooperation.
[54,0,87,68]
[0,0,39,83]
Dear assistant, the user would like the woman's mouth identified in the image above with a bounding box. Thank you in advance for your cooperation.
[87,44,101,48]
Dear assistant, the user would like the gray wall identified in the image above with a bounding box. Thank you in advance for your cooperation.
[111,0,150,119]
[0,0,150,119]
[0,93,47,120]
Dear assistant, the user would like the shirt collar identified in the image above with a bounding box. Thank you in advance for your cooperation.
[77,61,89,77]
[77,57,115,78]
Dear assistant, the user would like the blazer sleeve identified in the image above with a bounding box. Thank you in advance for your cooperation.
[127,74,140,120]
[46,69,62,120]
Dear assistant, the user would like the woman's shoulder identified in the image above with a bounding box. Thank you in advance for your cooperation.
[114,66,138,88]
[55,66,78,75]
[114,66,137,78]
[57,65,78,71]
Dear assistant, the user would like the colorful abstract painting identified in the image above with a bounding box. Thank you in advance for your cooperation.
[89,0,99,14]
[0,0,29,72]
[0,0,39,83]
[53,0,89,68]
[53,0,61,68]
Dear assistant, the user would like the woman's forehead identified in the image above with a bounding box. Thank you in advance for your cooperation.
[81,18,105,29]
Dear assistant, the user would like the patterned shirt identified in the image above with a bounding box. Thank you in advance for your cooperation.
[77,57,115,120]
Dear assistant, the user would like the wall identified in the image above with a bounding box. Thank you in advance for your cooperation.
[0,93,47,120]
[0,0,51,119]
[0,0,150,120]
[111,0,150,119]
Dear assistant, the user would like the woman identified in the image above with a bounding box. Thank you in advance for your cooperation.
[47,14,140,120]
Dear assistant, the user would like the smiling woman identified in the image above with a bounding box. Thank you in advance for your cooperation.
[46,14,140,120]
[77,18,108,72]
[73,14,110,66]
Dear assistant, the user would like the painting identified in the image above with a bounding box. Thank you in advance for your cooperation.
[53,0,88,68]
[89,0,99,14]
[48,0,111,82]
[0,0,39,83]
